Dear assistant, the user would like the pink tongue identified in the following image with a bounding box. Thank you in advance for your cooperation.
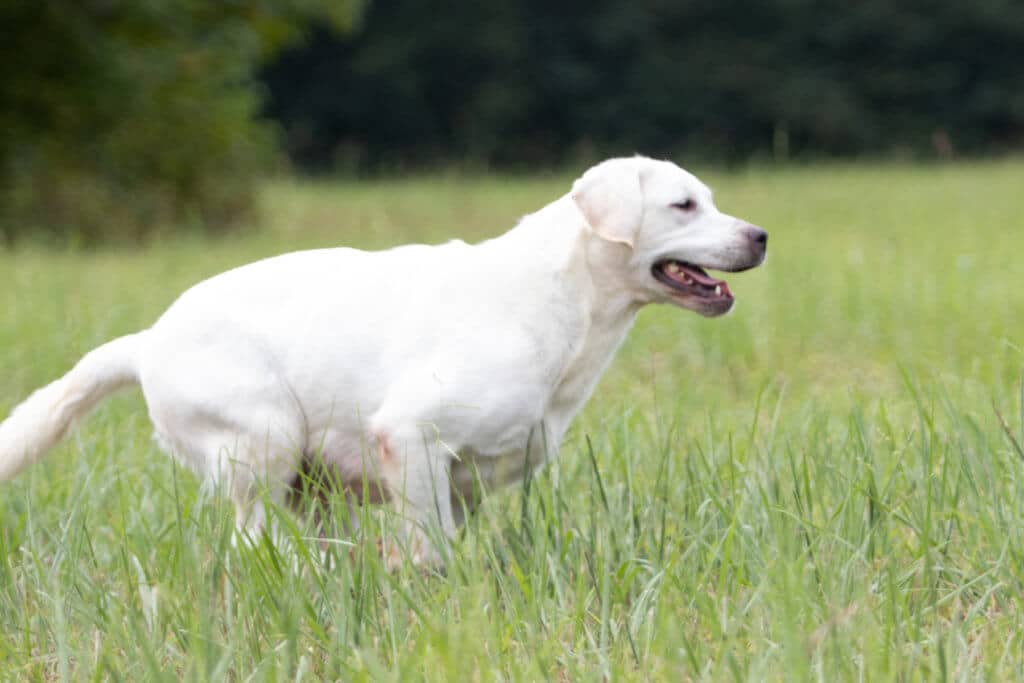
[680,264,723,286]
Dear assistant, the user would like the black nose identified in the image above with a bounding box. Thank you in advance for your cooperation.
[746,226,768,246]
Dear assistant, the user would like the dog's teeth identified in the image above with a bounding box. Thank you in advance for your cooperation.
[714,285,721,295]
[668,263,681,274]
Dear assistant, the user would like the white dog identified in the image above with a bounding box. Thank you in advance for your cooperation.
[0,156,766,567]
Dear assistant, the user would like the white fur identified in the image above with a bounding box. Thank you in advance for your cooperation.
[0,156,766,567]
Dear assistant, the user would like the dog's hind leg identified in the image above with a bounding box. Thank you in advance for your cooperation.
[217,435,303,543]
[153,421,303,544]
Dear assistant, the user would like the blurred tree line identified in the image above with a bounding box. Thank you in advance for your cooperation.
[0,0,358,243]
[263,0,1024,171]
[3,1,1023,243]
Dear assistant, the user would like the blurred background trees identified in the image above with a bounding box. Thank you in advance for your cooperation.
[0,0,359,243]
[3,0,1023,242]
[263,0,1024,171]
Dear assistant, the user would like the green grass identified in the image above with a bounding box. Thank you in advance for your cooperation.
[2,161,1024,680]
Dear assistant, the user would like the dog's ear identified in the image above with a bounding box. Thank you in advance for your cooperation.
[571,160,643,248]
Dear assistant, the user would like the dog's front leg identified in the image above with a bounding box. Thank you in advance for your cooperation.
[374,427,455,570]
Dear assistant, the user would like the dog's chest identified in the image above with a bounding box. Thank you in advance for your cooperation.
[447,315,635,500]
[546,309,635,422]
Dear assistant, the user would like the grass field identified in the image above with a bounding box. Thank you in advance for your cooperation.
[1,161,1023,680]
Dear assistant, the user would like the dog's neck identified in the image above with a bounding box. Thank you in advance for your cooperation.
[499,196,643,431]
[502,193,644,323]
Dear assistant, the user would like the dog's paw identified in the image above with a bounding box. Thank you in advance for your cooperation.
[382,532,448,573]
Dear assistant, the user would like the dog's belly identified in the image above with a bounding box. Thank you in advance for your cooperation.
[310,448,532,510]
[312,424,554,515]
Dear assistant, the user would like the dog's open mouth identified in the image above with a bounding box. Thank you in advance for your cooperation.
[652,260,733,302]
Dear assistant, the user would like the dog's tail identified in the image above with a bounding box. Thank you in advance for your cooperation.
[0,332,146,481]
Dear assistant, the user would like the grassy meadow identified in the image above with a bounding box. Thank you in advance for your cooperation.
[1,161,1023,680]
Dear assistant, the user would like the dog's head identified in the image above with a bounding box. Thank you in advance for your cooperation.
[572,156,767,316]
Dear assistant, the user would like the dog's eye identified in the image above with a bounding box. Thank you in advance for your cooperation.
[671,199,697,212]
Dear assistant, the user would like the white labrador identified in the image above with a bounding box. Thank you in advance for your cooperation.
[0,156,766,566]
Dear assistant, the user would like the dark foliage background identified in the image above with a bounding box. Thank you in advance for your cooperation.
[262,0,1024,171]
[0,0,358,244]
[3,1,1023,242]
